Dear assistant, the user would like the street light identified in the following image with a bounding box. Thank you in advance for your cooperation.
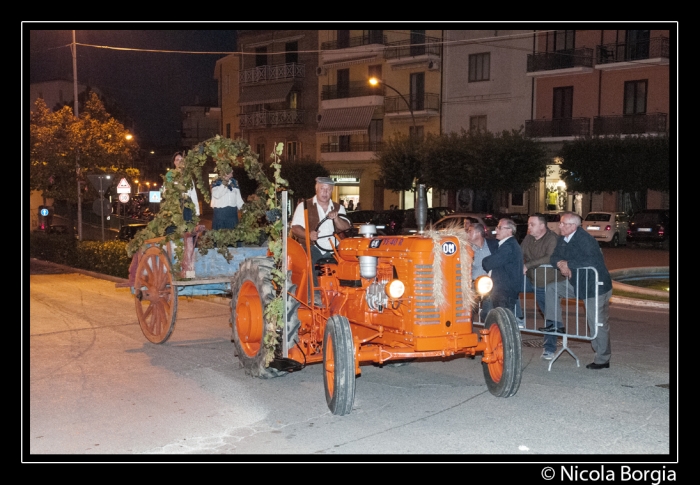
[368,77,417,134]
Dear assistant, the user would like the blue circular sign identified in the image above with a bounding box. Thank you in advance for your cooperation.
[40,208,49,217]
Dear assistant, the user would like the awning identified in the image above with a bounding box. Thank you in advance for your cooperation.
[322,55,379,70]
[317,106,376,136]
[239,82,294,106]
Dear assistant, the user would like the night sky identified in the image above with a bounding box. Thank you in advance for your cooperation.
[26,27,238,149]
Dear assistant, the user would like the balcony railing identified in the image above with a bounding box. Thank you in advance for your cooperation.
[239,109,305,129]
[320,141,384,153]
[321,33,387,50]
[524,118,591,138]
[593,113,668,135]
[527,47,594,73]
[321,81,382,100]
[384,93,440,114]
[596,37,669,64]
[384,35,442,60]
[239,62,305,84]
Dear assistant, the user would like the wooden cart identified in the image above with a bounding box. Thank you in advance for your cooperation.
[120,227,268,344]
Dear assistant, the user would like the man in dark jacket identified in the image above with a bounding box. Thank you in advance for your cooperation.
[482,218,523,318]
[544,212,613,369]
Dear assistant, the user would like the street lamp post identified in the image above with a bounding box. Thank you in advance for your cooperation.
[368,77,417,134]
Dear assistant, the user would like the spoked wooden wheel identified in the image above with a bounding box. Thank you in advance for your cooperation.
[134,246,178,344]
[481,307,522,398]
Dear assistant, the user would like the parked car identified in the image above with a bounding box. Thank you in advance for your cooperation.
[370,210,407,235]
[627,209,671,249]
[346,210,377,228]
[582,211,630,247]
[403,207,456,234]
[433,213,499,238]
[45,224,76,237]
[117,223,147,242]
[543,212,563,235]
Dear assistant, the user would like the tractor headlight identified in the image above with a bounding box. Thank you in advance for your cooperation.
[474,275,493,296]
[385,279,405,299]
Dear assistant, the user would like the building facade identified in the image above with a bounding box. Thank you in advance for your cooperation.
[525,28,670,214]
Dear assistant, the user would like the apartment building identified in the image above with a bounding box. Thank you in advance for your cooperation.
[215,30,319,168]
[442,30,535,213]
[317,29,443,211]
[525,28,670,214]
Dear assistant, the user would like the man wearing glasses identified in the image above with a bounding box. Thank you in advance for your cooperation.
[545,212,613,369]
[482,218,523,320]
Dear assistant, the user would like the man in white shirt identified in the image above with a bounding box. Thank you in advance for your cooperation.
[210,169,244,230]
[291,177,351,291]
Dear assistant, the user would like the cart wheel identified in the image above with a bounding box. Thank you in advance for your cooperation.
[323,315,356,415]
[134,246,178,344]
[482,307,522,398]
[230,257,285,378]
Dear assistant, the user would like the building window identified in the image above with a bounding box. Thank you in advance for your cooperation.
[255,47,267,67]
[469,115,487,132]
[337,68,350,98]
[468,53,490,82]
[511,192,524,206]
[553,86,573,119]
[624,80,647,115]
[410,72,425,111]
[554,30,575,51]
[366,30,383,44]
[409,125,424,140]
[257,143,265,157]
[289,92,299,109]
[369,119,383,150]
[410,30,426,56]
[226,123,231,138]
[339,135,350,152]
[626,30,650,60]
[287,141,300,162]
[285,41,298,64]
[337,30,350,49]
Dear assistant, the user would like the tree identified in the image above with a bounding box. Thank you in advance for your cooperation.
[30,93,139,217]
[559,135,670,214]
[375,134,424,192]
[281,160,330,201]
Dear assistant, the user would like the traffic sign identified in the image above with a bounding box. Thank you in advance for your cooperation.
[93,198,112,217]
[119,193,130,203]
[117,178,131,194]
[87,174,113,195]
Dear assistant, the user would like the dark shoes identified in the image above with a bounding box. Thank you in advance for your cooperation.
[538,325,565,334]
[586,362,610,370]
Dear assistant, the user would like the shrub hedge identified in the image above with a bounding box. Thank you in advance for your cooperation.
[29,232,131,279]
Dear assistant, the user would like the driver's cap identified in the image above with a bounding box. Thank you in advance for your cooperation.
[315,176,335,186]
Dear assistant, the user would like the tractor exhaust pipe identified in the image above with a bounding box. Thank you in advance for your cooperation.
[416,184,428,234]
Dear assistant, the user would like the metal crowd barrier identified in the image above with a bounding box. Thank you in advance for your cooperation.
[475,265,603,371]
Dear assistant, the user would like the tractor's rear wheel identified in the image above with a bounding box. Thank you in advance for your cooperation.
[230,257,285,379]
[482,307,522,398]
[323,315,356,415]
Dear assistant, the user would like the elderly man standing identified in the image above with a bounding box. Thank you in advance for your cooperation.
[544,212,613,369]
[291,177,351,303]
[482,218,523,319]
[467,223,498,321]
[520,213,566,360]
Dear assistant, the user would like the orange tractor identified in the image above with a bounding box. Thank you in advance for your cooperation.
[231,189,522,415]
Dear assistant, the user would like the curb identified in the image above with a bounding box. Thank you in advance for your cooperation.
[610,295,669,309]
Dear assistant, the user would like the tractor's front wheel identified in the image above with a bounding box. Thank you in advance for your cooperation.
[323,315,356,415]
[482,307,522,398]
[230,257,285,379]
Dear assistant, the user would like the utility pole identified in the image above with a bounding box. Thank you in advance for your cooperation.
[72,30,82,241]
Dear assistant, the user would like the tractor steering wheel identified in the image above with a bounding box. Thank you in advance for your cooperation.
[314,214,353,252]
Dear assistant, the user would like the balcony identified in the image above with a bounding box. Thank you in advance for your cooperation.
[239,109,305,129]
[526,47,594,76]
[384,37,442,69]
[322,81,383,101]
[239,62,305,84]
[320,141,384,153]
[321,33,386,50]
[384,93,440,114]
[593,113,668,135]
[524,118,591,138]
[596,37,669,69]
